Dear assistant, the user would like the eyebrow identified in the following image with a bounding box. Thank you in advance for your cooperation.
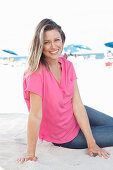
[44,37,61,41]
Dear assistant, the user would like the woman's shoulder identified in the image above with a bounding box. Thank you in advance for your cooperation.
[59,56,73,66]
[23,64,44,80]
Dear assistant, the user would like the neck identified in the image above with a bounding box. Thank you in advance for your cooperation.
[46,58,59,67]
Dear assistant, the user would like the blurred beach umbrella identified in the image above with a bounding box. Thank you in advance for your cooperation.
[104,42,113,48]
[0,50,16,58]
[76,45,92,50]
[2,49,18,55]
[64,44,91,54]
[63,44,79,54]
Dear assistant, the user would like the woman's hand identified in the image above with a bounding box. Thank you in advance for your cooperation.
[17,155,38,164]
[88,143,110,159]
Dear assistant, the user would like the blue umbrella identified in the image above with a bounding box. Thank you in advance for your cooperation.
[64,44,91,54]
[76,45,92,50]
[64,44,79,54]
[2,49,18,55]
[104,42,113,48]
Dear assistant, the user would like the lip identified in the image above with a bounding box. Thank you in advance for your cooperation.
[49,50,59,55]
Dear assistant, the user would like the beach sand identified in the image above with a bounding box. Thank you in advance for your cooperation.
[0,59,113,170]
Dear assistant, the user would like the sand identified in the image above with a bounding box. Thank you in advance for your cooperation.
[0,58,113,170]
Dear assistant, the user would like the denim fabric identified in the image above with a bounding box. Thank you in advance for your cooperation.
[53,105,113,149]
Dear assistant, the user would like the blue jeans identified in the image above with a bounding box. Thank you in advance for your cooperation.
[53,105,113,149]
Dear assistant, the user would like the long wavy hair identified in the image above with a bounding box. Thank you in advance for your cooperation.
[27,18,66,76]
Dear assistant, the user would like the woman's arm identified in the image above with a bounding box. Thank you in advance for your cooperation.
[27,92,42,157]
[17,92,42,163]
[72,79,110,158]
[72,80,95,146]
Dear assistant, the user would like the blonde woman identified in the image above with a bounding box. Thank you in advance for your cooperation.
[18,19,113,163]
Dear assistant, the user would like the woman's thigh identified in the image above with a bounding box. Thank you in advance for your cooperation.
[53,125,113,149]
[84,105,113,126]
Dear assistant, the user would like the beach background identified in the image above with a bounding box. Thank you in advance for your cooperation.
[0,0,113,169]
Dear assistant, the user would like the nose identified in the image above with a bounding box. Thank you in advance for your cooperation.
[50,42,56,48]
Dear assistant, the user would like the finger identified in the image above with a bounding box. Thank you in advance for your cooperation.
[99,149,110,159]
[32,156,38,161]
[107,152,110,155]
[17,158,23,163]
[101,151,110,159]
[88,151,93,157]
[102,148,110,155]
[101,153,108,159]
[104,153,110,159]
[103,150,110,155]
[20,158,25,164]
[97,151,102,157]
[25,157,31,162]
[25,156,38,162]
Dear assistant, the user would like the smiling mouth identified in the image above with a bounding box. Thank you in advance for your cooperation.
[49,50,59,54]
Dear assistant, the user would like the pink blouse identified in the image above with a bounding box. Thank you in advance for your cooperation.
[23,57,80,143]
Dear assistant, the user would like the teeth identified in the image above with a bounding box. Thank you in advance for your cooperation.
[50,50,58,54]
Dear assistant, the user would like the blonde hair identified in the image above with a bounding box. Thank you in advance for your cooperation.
[26,18,66,76]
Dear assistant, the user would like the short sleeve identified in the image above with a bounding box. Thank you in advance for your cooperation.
[23,70,43,99]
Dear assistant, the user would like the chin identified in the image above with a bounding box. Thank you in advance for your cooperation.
[48,54,60,60]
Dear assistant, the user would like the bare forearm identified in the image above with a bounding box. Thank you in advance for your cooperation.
[74,104,95,146]
[27,114,41,156]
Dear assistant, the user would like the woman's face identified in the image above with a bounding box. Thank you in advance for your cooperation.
[43,29,63,61]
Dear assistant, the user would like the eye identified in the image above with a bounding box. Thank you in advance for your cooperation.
[44,41,49,44]
[55,39,60,42]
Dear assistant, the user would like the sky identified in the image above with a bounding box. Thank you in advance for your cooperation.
[0,0,113,56]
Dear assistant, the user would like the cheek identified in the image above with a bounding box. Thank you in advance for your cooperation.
[58,42,63,49]
[43,46,49,54]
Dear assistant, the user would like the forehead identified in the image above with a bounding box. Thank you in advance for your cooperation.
[44,29,61,40]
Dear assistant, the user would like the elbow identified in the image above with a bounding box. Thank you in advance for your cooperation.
[29,110,42,121]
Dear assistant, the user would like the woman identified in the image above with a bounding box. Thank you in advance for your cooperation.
[18,19,113,163]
